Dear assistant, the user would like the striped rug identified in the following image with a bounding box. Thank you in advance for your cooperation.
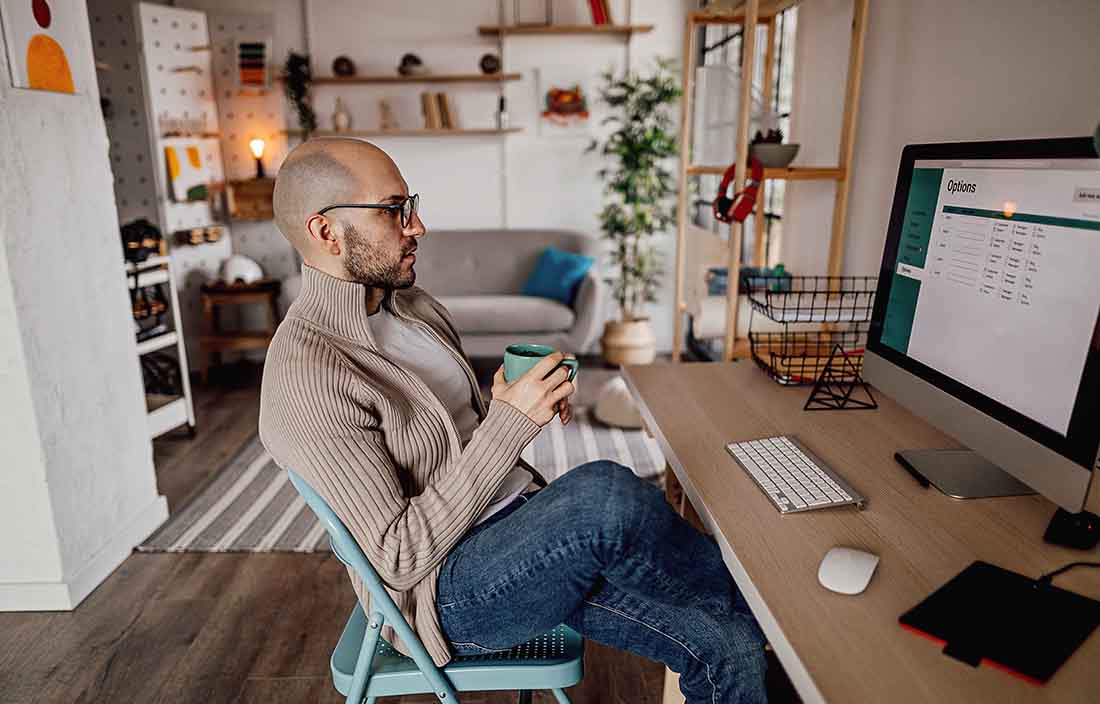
[139,408,666,553]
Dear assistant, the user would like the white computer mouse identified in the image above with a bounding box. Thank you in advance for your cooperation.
[818,546,880,595]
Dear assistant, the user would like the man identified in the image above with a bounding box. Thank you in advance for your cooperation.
[259,138,767,703]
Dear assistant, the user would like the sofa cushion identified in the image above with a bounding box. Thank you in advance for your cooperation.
[439,295,576,335]
[521,247,595,306]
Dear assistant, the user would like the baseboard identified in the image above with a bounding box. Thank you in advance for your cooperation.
[0,494,168,611]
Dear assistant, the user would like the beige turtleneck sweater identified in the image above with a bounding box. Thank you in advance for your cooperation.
[259,265,544,666]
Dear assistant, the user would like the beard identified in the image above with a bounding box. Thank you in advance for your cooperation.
[342,223,416,289]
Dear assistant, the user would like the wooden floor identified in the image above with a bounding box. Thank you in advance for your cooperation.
[0,359,796,703]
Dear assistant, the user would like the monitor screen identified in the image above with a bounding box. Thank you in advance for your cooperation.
[869,138,1100,471]
[879,156,1100,435]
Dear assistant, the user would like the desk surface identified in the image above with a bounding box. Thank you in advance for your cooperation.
[623,361,1100,704]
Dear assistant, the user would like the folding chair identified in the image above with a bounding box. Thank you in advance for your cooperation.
[288,469,585,703]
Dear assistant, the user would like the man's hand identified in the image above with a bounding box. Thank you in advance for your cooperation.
[553,397,574,425]
[491,351,576,427]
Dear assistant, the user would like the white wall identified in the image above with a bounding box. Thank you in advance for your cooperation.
[0,1,167,609]
[182,0,690,353]
[786,0,1100,279]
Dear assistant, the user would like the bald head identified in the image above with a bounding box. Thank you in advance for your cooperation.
[272,138,400,254]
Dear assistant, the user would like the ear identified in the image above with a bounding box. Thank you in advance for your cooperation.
[305,213,341,256]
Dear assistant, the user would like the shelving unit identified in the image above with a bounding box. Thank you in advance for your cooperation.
[127,256,196,438]
[283,127,523,138]
[672,0,870,363]
[477,23,654,37]
[685,165,844,179]
[308,73,522,85]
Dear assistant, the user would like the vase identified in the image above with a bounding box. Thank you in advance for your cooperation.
[601,318,657,367]
[332,97,352,132]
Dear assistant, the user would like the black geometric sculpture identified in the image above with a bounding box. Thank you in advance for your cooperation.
[804,344,878,411]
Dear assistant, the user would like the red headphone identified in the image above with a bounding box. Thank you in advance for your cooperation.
[713,157,764,223]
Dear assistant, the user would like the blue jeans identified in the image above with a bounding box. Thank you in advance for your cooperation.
[436,460,768,704]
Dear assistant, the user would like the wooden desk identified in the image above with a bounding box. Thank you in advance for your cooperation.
[623,361,1100,704]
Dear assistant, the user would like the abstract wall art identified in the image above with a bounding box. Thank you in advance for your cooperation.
[1,0,81,93]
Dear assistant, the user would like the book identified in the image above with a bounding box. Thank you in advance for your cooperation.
[601,0,614,25]
[436,92,455,129]
[420,91,442,129]
[588,0,606,25]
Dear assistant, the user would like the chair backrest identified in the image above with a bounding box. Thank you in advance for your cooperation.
[287,469,435,662]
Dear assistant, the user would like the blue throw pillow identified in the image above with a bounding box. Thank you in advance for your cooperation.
[521,247,595,307]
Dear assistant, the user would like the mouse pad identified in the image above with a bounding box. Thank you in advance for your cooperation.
[899,561,1100,684]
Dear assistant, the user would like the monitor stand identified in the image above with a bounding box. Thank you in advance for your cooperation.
[898,449,1037,500]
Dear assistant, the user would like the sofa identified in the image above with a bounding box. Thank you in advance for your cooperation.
[413,229,606,358]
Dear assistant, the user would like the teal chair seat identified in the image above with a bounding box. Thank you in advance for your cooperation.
[287,469,584,703]
[332,604,584,699]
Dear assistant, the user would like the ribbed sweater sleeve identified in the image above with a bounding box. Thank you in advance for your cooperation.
[259,320,541,591]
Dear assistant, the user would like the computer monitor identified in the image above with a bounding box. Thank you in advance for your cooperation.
[865,137,1100,512]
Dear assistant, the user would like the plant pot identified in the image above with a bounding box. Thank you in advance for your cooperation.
[749,142,800,168]
[601,318,657,366]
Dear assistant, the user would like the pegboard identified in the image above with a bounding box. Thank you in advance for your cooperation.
[90,1,158,229]
[207,11,297,284]
[134,2,226,233]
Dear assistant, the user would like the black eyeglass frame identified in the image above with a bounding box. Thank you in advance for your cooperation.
[317,193,419,229]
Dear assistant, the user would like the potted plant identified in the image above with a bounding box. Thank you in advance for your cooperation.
[283,52,317,137]
[588,58,681,366]
[748,96,799,167]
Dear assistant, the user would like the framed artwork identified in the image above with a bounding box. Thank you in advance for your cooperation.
[537,67,592,138]
[164,141,211,202]
[1,0,81,93]
[235,37,270,91]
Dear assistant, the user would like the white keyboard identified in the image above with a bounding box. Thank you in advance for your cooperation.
[726,436,866,514]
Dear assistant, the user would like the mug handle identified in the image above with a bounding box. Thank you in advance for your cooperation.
[553,358,579,382]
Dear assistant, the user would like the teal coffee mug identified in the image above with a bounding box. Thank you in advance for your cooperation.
[503,344,579,383]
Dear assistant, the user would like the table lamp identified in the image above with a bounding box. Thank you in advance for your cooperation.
[249,137,266,179]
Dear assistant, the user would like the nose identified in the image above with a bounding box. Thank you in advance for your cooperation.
[406,209,426,238]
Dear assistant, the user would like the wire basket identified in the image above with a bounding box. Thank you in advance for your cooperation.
[749,325,869,386]
[743,275,878,323]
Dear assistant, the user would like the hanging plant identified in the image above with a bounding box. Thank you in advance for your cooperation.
[587,58,681,321]
[282,52,317,136]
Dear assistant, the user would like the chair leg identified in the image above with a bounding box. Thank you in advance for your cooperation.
[347,611,383,704]
[550,688,571,704]
[517,691,533,704]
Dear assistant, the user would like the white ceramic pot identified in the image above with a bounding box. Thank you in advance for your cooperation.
[601,318,657,367]
[594,376,643,429]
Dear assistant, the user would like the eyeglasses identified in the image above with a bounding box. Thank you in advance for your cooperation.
[317,193,420,229]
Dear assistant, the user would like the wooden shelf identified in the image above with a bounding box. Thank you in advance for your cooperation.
[283,128,523,138]
[160,132,220,139]
[308,73,522,85]
[128,267,170,289]
[136,330,178,356]
[690,0,803,24]
[686,165,845,180]
[125,255,169,273]
[146,394,188,438]
[478,23,654,37]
